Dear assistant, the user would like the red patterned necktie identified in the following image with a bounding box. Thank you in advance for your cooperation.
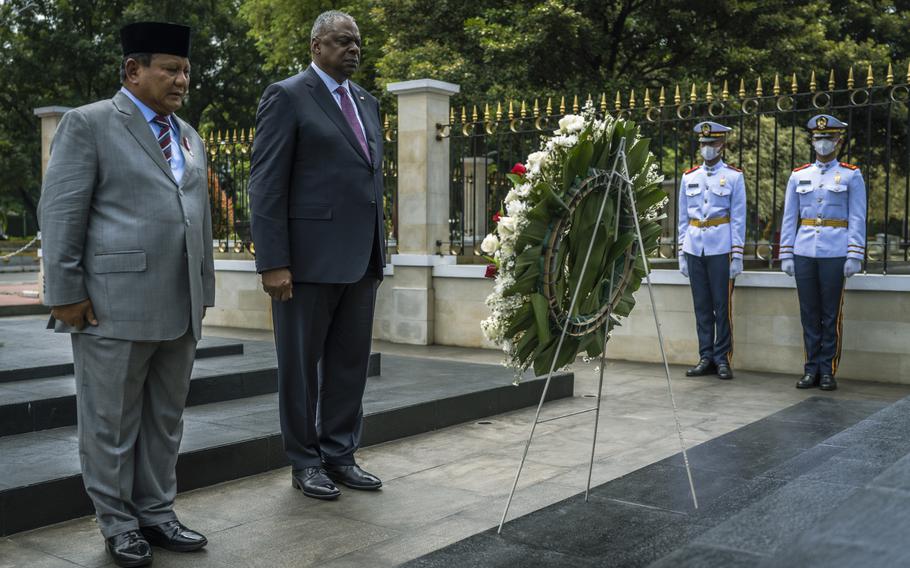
[152,114,173,164]
[335,86,370,162]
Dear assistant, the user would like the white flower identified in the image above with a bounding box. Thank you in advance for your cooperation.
[557,114,585,134]
[526,151,549,174]
[506,199,527,218]
[500,240,514,257]
[515,182,532,197]
[552,134,578,148]
[480,233,500,254]
[498,216,518,234]
[504,189,520,204]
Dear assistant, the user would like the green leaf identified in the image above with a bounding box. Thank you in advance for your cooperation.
[530,293,552,344]
[625,137,650,176]
[516,327,538,362]
[506,173,525,186]
[563,139,594,192]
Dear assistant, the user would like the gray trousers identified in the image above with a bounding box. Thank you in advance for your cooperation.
[71,331,196,538]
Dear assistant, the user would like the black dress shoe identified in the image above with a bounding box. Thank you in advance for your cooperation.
[716,363,733,380]
[796,373,819,389]
[819,374,838,391]
[324,463,382,490]
[106,530,152,568]
[140,520,207,552]
[292,466,341,500]
[686,358,716,377]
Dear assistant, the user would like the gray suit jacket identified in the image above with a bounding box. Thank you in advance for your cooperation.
[38,90,215,341]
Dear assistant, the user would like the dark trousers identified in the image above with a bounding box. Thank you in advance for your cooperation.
[272,275,378,469]
[686,253,734,366]
[794,255,846,376]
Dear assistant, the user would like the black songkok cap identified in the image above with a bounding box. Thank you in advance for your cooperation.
[120,22,192,58]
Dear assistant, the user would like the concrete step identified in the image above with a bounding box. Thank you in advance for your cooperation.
[0,344,381,436]
[0,354,573,536]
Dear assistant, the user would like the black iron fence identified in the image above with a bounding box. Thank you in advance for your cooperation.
[444,67,910,274]
[205,115,399,256]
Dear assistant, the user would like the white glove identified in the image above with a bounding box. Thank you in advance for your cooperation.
[844,258,862,278]
[679,255,688,278]
[729,257,743,279]
[781,258,794,277]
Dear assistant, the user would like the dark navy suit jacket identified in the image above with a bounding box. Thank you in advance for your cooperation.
[248,65,385,283]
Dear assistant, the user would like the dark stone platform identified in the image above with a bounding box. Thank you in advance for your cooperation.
[0,324,574,536]
[406,396,910,568]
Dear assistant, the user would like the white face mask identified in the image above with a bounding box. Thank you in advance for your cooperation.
[813,138,838,157]
[700,145,720,161]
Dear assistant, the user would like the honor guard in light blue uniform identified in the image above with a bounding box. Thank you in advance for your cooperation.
[780,114,866,391]
[677,121,747,380]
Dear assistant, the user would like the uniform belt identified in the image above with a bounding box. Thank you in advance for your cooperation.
[800,218,848,228]
[689,216,730,228]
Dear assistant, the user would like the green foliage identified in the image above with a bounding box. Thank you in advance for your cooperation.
[0,0,277,221]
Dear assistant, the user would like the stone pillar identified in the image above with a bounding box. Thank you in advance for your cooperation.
[33,106,71,304]
[385,79,460,345]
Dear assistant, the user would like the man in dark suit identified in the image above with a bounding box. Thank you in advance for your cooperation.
[248,10,384,500]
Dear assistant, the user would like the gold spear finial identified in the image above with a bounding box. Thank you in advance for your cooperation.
[615,90,622,110]
[659,86,666,106]
[706,82,714,103]
[738,78,746,99]
[240,129,246,143]
[232,128,238,143]
[600,92,607,113]
[722,80,729,101]
[810,70,817,92]
[559,96,565,114]
[773,73,780,96]
[572,94,579,113]
[472,105,479,122]
[847,66,855,89]
[887,62,894,86]
[756,77,763,97]
[674,84,681,105]
[644,88,652,108]
[586,92,593,108]
[866,63,874,87]
[520,100,527,119]
[507,100,514,120]
[460,107,466,123]
[207,131,214,144]
[907,61,910,84]
[828,69,835,91]
[449,107,455,124]
[791,73,798,94]
[546,97,553,116]
[483,103,490,122]
[629,89,636,109]
[496,101,502,120]
[216,130,222,143]
[689,83,697,103]
[533,99,540,118]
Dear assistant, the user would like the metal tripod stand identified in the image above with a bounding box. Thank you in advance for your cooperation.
[498,140,699,534]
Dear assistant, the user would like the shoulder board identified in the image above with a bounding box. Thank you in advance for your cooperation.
[724,164,743,173]
[839,162,859,170]
[684,165,701,175]
[792,163,812,172]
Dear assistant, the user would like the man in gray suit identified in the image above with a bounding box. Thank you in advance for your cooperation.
[38,22,213,567]
[249,10,384,500]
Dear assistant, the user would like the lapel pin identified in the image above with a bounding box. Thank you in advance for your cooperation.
[719,176,726,186]
[834,173,841,184]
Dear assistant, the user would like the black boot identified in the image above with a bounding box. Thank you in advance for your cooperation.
[819,374,838,391]
[716,362,733,380]
[796,373,819,389]
[686,358,716,377]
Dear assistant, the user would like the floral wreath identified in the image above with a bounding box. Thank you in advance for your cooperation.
[480,105,667,378]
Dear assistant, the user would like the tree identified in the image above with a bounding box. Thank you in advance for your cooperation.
[0,0,275,224]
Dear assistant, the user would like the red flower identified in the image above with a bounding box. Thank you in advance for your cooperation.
[492,211,502,223]
[510,163,527,175]
[484,264,498,279]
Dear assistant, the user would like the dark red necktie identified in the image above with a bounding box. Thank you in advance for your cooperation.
[335,86,370,162]
[152,114,173,164]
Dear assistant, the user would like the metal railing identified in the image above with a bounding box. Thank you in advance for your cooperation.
[204,114,399,256]
[444,65,910,274]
